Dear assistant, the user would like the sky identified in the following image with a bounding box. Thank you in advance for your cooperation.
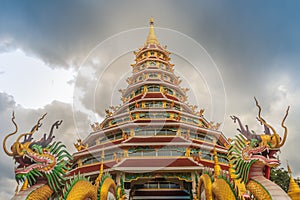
[1,0,300,198]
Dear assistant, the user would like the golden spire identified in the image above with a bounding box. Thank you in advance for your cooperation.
[145,17,159,45]
[287,161,300,199]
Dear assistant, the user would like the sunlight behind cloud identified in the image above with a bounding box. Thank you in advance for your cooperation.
[0,50,75,108]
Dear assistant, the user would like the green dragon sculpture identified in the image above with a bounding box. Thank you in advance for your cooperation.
[3,112,125,200]
[197,98,292,200]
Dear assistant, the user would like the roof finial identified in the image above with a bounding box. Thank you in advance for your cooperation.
[287,160,292,175]
[150,17,154,25]
[146,17,159,45]
[287,160,300,198]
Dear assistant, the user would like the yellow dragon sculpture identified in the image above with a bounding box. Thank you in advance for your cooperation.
[3,112,125,200]
[197,98,292,200]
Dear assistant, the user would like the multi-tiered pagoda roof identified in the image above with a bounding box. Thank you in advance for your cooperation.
[69,18,229,199]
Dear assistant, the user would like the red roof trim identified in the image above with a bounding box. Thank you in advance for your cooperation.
[68,160,117,177]
[191,139,228,150]
[115,157,200,168]
[123,136,188,144]
[143,93,164,98]
[165,94,179,101]
[129,94,143,103]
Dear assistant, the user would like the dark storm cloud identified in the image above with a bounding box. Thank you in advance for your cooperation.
[1,0,299,104]
[0,0,177,68]
[1,0,299,70]
[0,0,108,67]
[1,1,300,103]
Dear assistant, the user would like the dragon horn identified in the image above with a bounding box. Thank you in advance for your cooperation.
[15,113,47,144]
[254,97,280,146]
[277,106,290,148]
[3,112,18,156]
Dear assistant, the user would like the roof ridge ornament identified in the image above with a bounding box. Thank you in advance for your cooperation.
[145,17,159,45]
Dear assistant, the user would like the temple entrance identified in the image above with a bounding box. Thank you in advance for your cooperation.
[128,177,192,200]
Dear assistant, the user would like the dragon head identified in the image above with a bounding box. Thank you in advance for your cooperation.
[3,113,72,193]
[229,98,289,183]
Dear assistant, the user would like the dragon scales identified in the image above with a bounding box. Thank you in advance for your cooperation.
[197,98,292,200]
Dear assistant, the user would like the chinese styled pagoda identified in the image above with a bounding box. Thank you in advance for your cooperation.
[4,18,296,200]
[70,18,229,200]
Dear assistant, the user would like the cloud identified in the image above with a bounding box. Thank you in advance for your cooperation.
[0,1,102,68]
[1,1,297,70]
[0,92,90,198]
[0,1,183,68]
[0,177,16,199]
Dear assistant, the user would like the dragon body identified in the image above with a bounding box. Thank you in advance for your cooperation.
[197,98,292,200]
[3,113,125,200]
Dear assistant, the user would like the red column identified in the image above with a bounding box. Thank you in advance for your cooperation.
[265,166,271,179]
